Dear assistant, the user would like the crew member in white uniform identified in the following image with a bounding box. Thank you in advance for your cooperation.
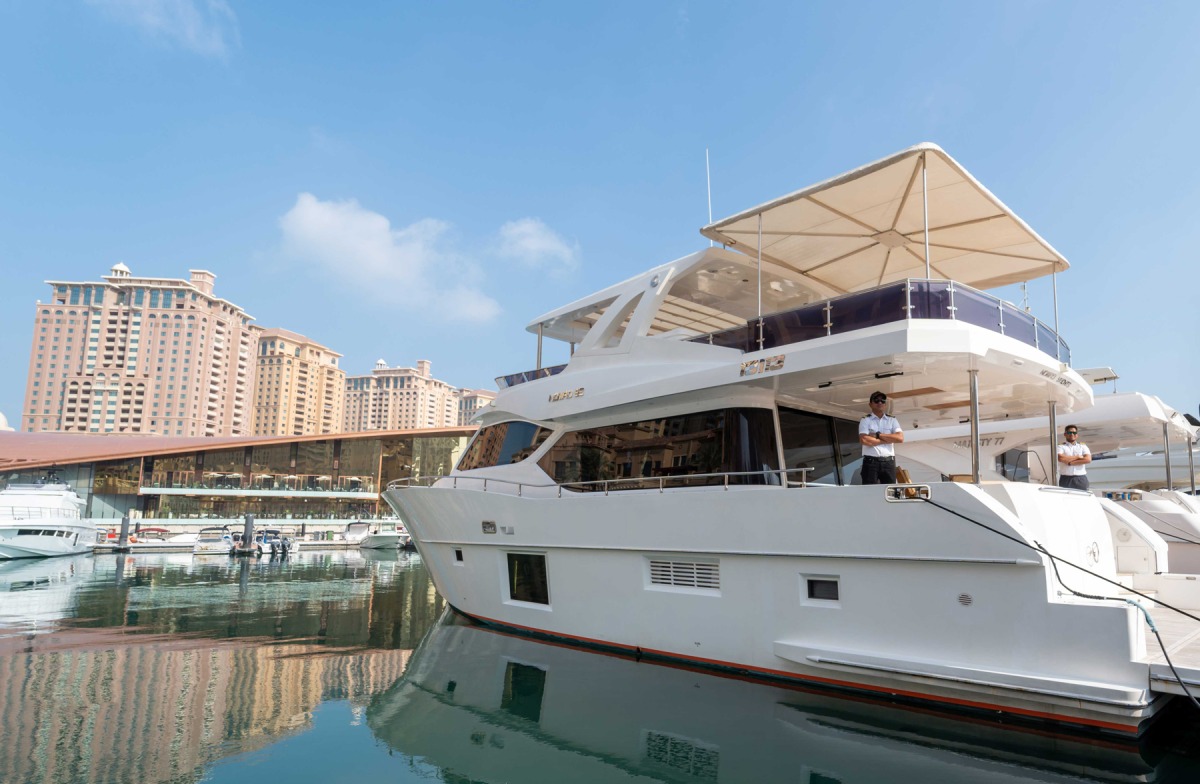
[858,391,904,484]
[1057,425,1091,490]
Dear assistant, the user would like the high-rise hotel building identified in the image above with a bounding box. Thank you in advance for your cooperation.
[251,328,346,437]
[344,359,462,431]
[23,264,259,436]
[455,388,497,425]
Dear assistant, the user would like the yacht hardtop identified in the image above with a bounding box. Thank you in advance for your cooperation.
[384,143,1200,737]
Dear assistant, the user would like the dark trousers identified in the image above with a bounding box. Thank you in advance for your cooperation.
[1058,474,1089,491]
[862,455,896,485]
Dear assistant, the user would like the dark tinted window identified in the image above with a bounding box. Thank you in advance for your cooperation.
[507,552,549,604]
[538,408,779,490]
[833,418,863,485]
[457,422,551,471]
[779,407,838,484]
[807,579,840,600]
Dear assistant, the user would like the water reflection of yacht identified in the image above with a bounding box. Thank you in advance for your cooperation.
[368,616,1173,784]
[0,474,95,559]
[0,554,94,630]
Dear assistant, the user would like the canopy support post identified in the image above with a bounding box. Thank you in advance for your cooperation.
[1188,437,1196,495]
[969,369,981,484]
[1052,271,1061,362]
[757,213,764,351]
[536,323,543,371]
[1164,422,1174,490]
[922,151,931,280]
[1048,401,1058,486]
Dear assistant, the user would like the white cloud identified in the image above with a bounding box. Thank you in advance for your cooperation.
[279,193,501,323]
[87,0,240,59]
[495,218,580,274]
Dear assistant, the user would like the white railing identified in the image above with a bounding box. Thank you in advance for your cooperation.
[0,507,83,520]
[387,467,816,497]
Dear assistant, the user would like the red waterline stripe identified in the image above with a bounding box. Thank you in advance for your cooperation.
[463,609,1141,735]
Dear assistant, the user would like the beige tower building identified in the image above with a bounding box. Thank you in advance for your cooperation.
[22,264,259,436]
[344,359,466,431]
[454,388,497,425]
[252,328,346,436]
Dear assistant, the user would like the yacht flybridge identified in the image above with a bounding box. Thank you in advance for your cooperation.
[383,143,1200,737]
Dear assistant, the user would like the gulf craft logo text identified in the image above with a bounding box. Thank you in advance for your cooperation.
[549,388,585,402]
[740,355,785,377]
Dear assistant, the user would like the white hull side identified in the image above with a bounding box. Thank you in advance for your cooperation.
[0,522,96,559]
[387,481,1165,734]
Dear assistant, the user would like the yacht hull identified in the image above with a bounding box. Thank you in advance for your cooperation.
[386,480,1176,737]
[0,522,96,559]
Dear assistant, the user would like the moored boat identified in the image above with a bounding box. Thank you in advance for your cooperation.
[359,520,411,550]
[192,526,234,556]
[0,473,94,559]
[384,143,1200,737]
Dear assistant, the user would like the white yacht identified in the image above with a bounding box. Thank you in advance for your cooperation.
[359,520,412,550]
[0,474,95,559]
[383,143,1200,737]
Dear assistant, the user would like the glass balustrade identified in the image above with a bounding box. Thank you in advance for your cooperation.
[689,279,1070,364]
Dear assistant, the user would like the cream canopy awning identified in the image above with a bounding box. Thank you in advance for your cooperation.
[700,143,1069,294]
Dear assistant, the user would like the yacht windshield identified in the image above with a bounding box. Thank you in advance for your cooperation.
[457,421,552,471]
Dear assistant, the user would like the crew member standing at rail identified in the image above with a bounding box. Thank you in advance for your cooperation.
[859,391,904,484]
[1057,425,1091,490]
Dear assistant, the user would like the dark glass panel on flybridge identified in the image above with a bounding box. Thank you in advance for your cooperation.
[761,301,828,345]
[828,284,908,335]
[953,286,1003,333]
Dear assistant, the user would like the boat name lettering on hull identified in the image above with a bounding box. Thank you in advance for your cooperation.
[548,388,585,403]
[740,355,785,377]
[953,437,1005,448]
[1039,370,1073,389]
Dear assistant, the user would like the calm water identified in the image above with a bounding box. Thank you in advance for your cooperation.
[3,552,1200,784]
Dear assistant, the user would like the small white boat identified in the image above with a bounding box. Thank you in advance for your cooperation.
[192,526,234,556]
[252,527,296,557]
[342,521,372,544]
[359,520,411,550]
[0,474,94,559]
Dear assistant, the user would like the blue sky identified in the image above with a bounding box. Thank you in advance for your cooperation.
[1,1,1197,425]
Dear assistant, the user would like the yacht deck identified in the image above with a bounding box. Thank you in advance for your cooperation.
[1144,604,1200,696]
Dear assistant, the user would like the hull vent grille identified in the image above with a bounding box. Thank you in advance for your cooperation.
[650,559,720,590]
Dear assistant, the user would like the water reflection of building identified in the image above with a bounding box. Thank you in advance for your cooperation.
[0,639,411,784]
[0,554,444,784]
[0,428,471,521]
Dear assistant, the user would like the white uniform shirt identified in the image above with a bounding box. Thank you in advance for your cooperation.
[1057,441,1091,476]
[859,414,902,458]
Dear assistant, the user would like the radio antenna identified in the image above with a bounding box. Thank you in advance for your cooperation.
[706,148,713,246]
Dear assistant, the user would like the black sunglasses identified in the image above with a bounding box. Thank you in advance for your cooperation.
[1065,430,1078,435]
